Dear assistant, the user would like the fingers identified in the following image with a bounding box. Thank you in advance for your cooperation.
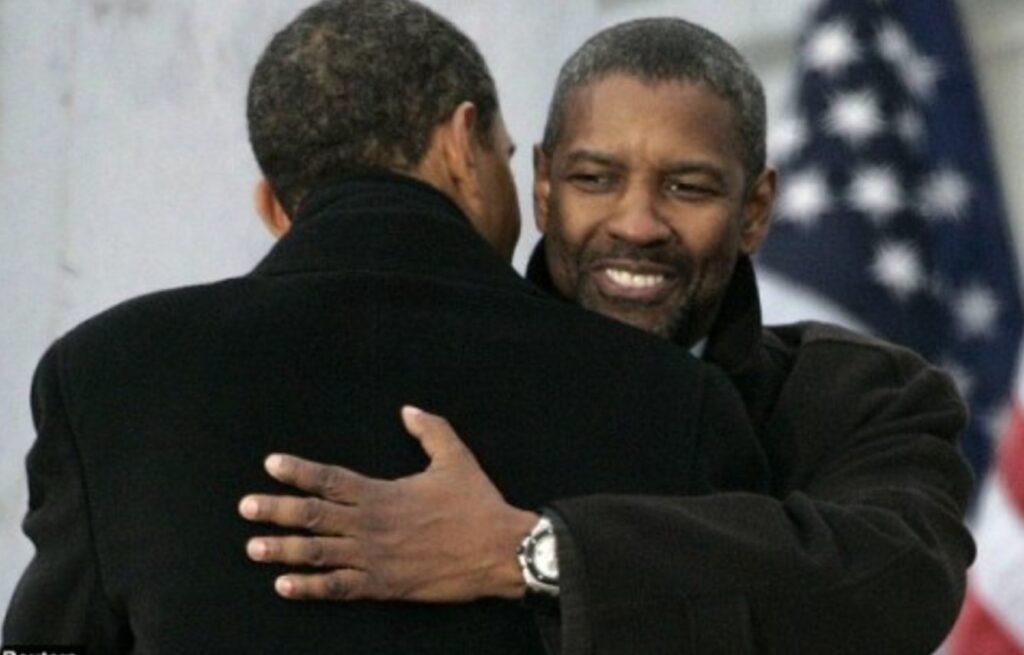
[400,405,475,465]
[263,453,370,502]
[247,534,361,568]
[275,569,372,601]
[238,494,355,533]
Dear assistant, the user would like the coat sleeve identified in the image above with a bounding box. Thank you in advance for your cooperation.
[2,343,131,650]
[546,341,975,655]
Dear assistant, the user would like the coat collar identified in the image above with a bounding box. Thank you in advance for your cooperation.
[252,171,534,294]
[525,241,778,484]
[702,256,767,377]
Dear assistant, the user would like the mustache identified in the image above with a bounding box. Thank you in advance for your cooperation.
[576,242,693,275]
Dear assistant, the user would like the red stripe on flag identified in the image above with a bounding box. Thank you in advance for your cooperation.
[997,401,1024,517]
[948,587,1024,655]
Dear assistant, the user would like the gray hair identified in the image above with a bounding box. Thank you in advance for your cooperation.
[247,0,499,216]
[541,18,766,183]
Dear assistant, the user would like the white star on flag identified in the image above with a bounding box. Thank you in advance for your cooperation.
[825,89,885,146]
[953,283,1001,338]
[900,54,942,100]
[919,167,972,221]
[895,110,925,147]
[776,169,831,227]
[940,358,976,399]
[847,166,903,223]
[871,241,925,299]
[804,20,861,77]
[876,20,914,65]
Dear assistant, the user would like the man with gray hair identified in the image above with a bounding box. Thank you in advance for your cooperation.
[242,17,975,654]
[3,3,768,652]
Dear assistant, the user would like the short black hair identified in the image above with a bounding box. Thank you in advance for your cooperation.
[541,18,766,184]
[247,0,499,215]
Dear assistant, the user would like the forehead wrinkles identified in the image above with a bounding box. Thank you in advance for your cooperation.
[555,77,745,175]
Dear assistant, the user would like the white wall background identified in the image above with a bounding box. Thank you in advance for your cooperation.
[1,0,1022,621]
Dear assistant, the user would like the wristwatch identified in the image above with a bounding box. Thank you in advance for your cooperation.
[517,515,559,596]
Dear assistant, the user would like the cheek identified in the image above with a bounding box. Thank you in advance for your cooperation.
[672,211,741,267]
[542,196,593,295]
[547,192,606,247]
[691,228,742,295]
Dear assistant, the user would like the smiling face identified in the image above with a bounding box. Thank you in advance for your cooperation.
[534,74,774,344]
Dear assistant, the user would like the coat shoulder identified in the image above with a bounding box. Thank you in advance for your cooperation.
[763,320,943,380]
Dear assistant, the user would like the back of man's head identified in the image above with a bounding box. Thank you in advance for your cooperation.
[247,0,499,217]
[541,18,766,183]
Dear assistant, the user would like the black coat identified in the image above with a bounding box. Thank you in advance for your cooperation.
[525,248,976,654]
[4,174,768,653]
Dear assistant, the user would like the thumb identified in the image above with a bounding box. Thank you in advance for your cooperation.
[400,405,476,466]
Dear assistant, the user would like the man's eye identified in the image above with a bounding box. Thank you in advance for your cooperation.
[569,173,612,191]
[665,181,712,198]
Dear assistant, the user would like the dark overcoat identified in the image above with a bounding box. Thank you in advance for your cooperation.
[4,174,767,653]
[525,249,976,654]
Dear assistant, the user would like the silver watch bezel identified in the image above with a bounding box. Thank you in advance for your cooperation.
[517,516,559,596]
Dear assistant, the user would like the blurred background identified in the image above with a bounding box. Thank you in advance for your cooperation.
[2,0,1022,649]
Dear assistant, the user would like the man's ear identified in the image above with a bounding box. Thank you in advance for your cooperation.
[436,101,483,215]
[739,167,776,254]
[253,178,292,240]
[532,145,552,234]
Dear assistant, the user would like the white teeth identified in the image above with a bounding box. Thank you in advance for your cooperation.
[605,268,665,289]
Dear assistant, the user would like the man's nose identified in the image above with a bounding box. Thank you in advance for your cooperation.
[606,188,672,245]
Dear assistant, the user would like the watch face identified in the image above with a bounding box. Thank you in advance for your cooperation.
[533,533,558,580]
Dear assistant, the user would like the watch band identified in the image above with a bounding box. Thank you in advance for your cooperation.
[517,515,559,597]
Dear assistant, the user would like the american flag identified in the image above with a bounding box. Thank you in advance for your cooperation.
[757,0,1021,480]
[755,0,1024,651]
